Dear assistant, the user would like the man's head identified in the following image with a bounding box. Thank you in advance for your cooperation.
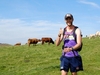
[65,13,73,20]
[64,13,74,26]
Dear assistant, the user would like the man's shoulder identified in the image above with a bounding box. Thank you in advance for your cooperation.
[74,26,81,31]
[74,26,79,29]
[74,26,82,36]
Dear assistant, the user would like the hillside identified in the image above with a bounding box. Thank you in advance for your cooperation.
[0,37,100,75]
[0,43,12,46]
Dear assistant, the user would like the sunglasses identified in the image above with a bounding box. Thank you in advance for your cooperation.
[65,17,72,20]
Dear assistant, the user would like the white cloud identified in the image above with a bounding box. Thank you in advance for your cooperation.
[0,19,64,45]
[78,0,100,8]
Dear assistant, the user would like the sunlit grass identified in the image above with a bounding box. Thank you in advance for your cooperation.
[0,38,100,75]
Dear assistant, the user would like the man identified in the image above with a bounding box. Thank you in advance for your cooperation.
[55,13,83,75]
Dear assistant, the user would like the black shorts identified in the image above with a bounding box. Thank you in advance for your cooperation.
[60,55,83,72]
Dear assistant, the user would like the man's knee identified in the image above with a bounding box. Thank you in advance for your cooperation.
[71,72,77,75]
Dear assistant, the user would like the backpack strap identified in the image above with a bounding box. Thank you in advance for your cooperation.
[73,26,78,43]
[63,27,66,36]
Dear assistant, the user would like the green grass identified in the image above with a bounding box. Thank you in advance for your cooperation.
[0,38,100,75]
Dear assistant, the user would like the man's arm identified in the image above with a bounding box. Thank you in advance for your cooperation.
[72,28,82,50]
[55,28,64,46]
[55,34,63,46]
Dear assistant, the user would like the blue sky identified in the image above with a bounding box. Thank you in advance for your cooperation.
[0,0,100,45]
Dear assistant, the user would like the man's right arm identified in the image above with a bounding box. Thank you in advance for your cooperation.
[55,34,63,46]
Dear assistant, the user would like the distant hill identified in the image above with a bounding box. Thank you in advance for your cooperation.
[0,43,12,46]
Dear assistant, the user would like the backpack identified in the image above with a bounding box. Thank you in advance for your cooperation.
[62,26,83,52]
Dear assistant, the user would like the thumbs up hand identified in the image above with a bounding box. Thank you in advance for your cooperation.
[59,28,63,35]
[58,28,63,37]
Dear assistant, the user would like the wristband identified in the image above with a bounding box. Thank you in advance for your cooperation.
[72,47,74,51]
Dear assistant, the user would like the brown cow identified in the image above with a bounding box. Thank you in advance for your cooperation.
[41,37,54,45]
[28,38,41,46]
[14,42,21,46]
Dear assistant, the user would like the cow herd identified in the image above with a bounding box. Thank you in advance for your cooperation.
[14,37,54,47]
[88,31,100,39]
[14,31,100,46]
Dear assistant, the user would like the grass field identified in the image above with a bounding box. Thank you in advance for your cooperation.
[0,37,100,75]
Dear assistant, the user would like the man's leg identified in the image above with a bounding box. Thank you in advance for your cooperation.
[71,72,77,75]
[61,70,68,75]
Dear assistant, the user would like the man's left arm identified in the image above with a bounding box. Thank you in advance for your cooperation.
[72,28,82,50]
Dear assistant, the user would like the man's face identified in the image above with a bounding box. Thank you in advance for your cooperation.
[65,17,73,26]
